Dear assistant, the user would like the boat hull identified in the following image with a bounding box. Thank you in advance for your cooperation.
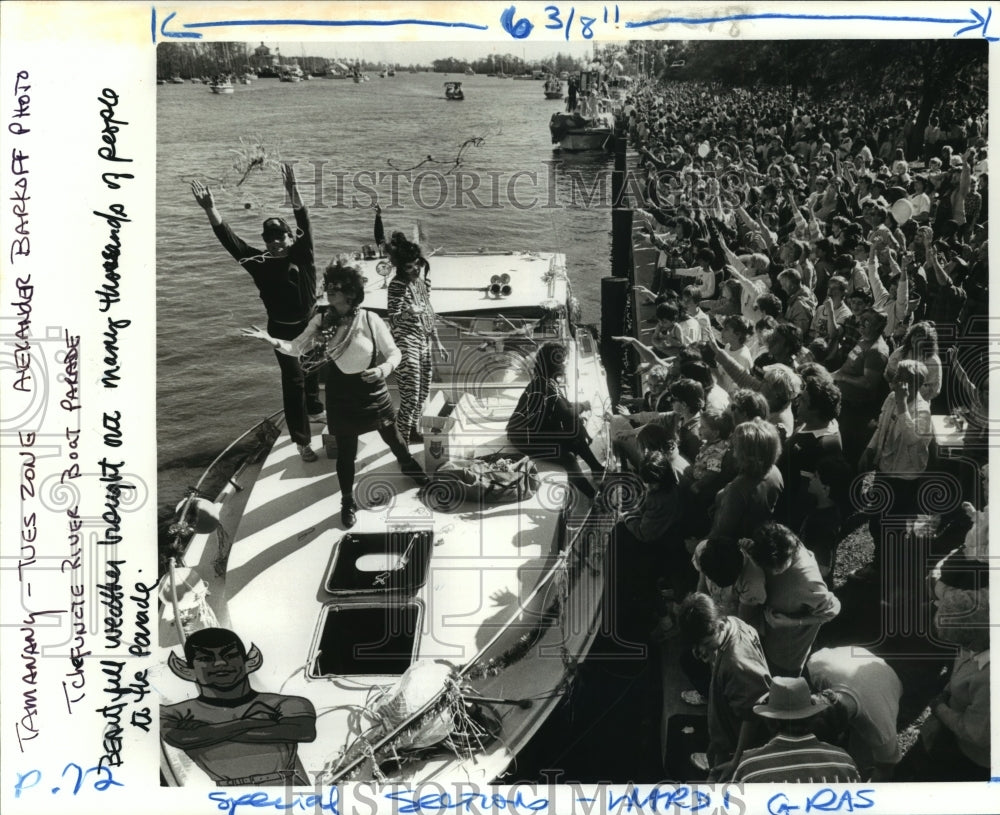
[556,130,613,151]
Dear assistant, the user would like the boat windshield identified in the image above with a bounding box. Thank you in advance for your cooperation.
[433,313,569,395]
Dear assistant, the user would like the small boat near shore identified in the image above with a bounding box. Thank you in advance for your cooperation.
[543,76,564,100]
[158,247,614,786]
[549,110,615,151]
[444,81,465,101]
[209,76,235,94]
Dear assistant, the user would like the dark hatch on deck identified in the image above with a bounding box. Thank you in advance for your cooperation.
[325,530,433,594]
[313,602,422,676]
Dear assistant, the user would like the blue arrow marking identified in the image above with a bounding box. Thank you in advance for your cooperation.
[625,8,997,40]
[181,17,488,32]
[954,7,995,38]
[156,10,203,40]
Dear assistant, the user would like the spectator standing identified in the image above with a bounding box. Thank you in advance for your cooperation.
[730,676,860,783]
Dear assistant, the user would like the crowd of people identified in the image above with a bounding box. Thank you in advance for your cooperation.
[601,78,990,782]
[188,74,990,784]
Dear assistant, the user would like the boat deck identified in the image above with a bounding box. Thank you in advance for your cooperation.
[158,250,620,784]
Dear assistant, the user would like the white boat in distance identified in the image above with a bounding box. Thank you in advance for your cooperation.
[158,249,614,785]
[209,77,235,94]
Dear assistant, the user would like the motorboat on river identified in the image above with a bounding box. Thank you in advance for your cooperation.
[444,81,465,101]
[158,248,615,785]
[209,76,235,94]
[543,77,564,100]
[549,109,615,152]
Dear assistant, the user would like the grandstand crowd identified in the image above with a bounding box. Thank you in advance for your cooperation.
[602,78,990,783]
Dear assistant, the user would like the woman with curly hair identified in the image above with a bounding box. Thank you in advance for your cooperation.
[385,232,447,444]
[243,257,427,529]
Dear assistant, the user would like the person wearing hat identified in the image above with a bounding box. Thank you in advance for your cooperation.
[385,232,446,445]
[192,163,324,462]
[730,675,860,783]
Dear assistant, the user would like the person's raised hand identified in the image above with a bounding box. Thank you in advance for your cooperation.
[190,180,214,209]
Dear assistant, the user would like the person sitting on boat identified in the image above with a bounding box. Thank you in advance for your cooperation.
[160,627,317,787]
[191,163,325,462]
[385,232,447,445]
[242,257,428,528]
[506,342,604,502]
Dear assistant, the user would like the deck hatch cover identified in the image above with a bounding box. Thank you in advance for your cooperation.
[325,530,433,594]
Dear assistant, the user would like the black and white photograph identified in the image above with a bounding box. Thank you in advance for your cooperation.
[154,35,991,789]
[0,3,995,814]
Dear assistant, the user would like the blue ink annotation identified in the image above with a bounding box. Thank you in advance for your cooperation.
[624,8,996,40]
[151,6,487,42]
[13,763,123,798]
[501,5,620,40]
[384,789,548,813]
[208,785,338,815]
[767,788,875,815]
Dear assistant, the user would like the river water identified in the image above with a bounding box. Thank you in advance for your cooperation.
[155,71,663,781]
[157,71,613,482]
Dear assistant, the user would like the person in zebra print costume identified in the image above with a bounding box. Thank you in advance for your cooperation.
[385,233,447,444]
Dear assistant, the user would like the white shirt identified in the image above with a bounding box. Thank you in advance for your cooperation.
[277,309,400,376]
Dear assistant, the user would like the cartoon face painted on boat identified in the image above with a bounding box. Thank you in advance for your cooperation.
[189,642,253,689]
[168,629,263,692]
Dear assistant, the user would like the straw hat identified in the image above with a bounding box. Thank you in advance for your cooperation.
[753,676,830,720]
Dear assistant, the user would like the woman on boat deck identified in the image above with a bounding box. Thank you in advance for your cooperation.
[243,257,427,529]
[506,342,604,501]
[385,233,447,445]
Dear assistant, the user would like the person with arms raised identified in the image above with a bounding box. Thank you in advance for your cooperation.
[192,163,324,462]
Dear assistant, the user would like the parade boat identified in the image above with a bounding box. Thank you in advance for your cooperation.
[549,109,615,151]
[209,77,235,94]
[444,81,465,101]
[158,249,615,786]
[543,77,564,100]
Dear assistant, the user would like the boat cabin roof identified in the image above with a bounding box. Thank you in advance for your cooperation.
[351,251,569,319]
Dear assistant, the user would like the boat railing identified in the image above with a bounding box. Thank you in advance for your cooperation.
[322,445,613,783]
[165,410,283,567]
